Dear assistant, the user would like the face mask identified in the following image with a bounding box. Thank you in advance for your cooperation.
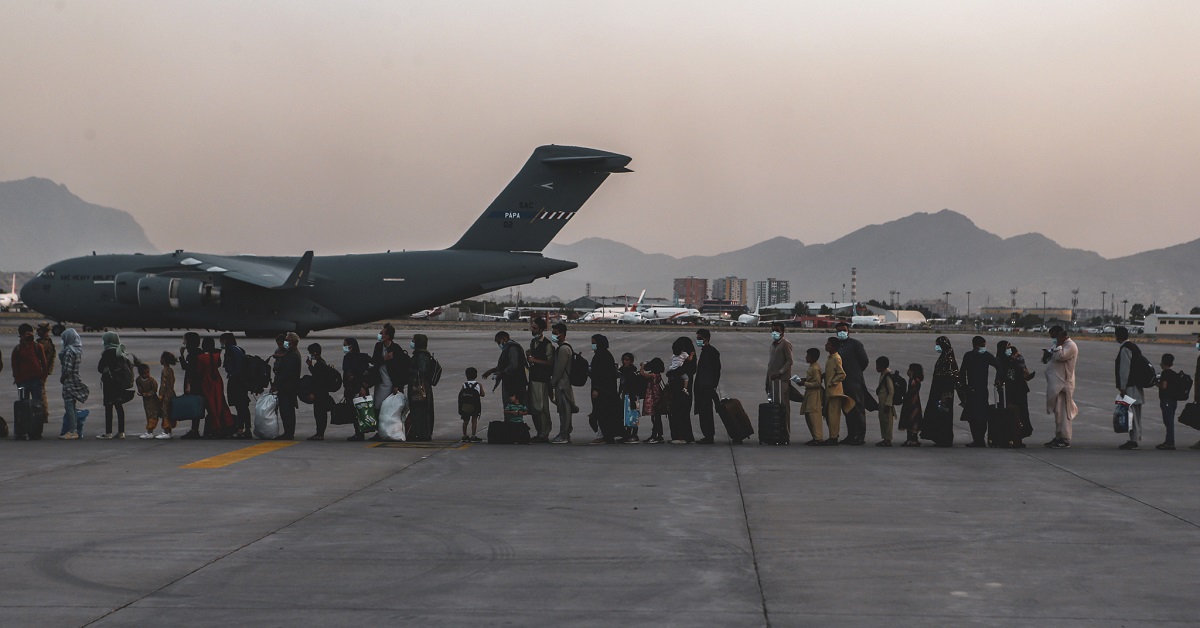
[343,346,350,354]
[409,341,415,350]
[590,343,597,351]
[837,331,848,340]
[771,331,781,341]
[977,347,986,354]
[498,343,505,351]
[532,330,542,337]
[283,341,291,350]
[935,345,943,354]
[309,354,318,362]
[1005,348,1013,357]
[551,334,560,343]
[377,333,383,341]
[1196,343,1199,351]
[696,339,705,347]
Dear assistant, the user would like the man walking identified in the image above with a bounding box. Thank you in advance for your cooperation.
[1114,326,1146,450]
[959,335,997,447]
[693,328,722,444]
[527,317,554,443]
[483,331,528,410]
[549,323,577,444]
[834,322,869,445]
[1044,325,1078,448]
[765,322,794,441]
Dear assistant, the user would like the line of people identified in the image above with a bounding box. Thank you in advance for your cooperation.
[12,320,1200,448]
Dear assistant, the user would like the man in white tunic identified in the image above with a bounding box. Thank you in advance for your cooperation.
[1043,325,1078,449]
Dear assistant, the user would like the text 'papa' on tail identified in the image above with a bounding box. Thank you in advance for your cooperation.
[450,145,632,253]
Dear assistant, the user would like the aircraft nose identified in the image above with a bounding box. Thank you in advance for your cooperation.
[20,278,41,307]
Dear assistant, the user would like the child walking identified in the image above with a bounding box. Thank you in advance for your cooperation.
[900,363,924,447]
[459,367,484,443]
[619,352,643,443]
[158,352,178,440]
[136,363,167,439]
[796,347,825,445]
[639,358,665,444]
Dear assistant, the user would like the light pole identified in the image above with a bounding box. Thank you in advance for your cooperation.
[830,292,835,306]
[1122,299,1128,321]
[1102,291,1107,320]
[942,291,951,318]
[966,291,971,320]
[1041,291,1047,313]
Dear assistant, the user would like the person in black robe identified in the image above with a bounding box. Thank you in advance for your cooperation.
[588,334,623,444]
[958,335,997,447]
[920,336,958,447]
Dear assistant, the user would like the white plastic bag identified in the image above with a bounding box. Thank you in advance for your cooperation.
[253,393,282,440]
[377,392,409,441]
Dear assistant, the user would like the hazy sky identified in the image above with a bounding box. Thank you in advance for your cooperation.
[3,1,1199,259]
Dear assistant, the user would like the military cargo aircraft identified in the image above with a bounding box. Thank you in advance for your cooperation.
[21,145,631,336]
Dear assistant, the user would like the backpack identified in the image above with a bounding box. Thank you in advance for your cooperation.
[889,371,907,406]
[568,348,590,387]
[242,355,272,394]
[458,382,482,417]
[109,354,135,390]
[1124,342,1156,389]
[429,355,443,386]
[314,362,342,392]
[1174,371,1194,401]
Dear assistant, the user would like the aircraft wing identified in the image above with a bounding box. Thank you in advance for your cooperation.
[171,252,314,290]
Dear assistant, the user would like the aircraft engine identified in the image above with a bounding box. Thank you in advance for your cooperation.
[114,272,148,305]
[135,276,220,310]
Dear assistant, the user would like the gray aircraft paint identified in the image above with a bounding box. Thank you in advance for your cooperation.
[21,145,631,334]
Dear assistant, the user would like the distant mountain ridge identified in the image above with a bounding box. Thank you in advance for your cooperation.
[0,177,157,271]
[538,209,1200,314]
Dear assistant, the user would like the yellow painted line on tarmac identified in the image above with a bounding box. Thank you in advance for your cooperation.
[179,441,299,469]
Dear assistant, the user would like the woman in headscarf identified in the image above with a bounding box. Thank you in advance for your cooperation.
[342,337,372,441]
[588,334,623,444]
[197,336,235,438]
[995,340,1033,448]
[57,328,89,439]
[666,336,696,444]
[96,331,133,439]
[407,333,437,441]
[920,336,958,447]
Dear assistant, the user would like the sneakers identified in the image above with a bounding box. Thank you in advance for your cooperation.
[901,439,921,447]
[624,436,641,444]
[96,433,113,439]
[116,432,125,439]
[1118,441,1139,450]
[644,436,663,444]
[58,432,79,440]
[469,435,482,443]
[589,437,607,445]
[139,432,155,440]
[1044,438,1062,448]
[461,436,471,442]
[155,432,172,439]
[551,436,570,444]
[1046,439,1070,449]
[1156,442,1176,450]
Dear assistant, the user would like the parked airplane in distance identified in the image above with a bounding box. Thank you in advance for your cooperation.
[21,145,632,336]
[581,290,644,323]
[620,291,703,324]
[409,306,443,320]
[0,275,24,311]
[851,314,886,328]
[737,298,762,326]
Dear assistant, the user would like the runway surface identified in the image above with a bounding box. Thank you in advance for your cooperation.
[2,328,1198,626]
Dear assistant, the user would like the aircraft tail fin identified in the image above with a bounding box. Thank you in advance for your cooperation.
[450,145,631,252]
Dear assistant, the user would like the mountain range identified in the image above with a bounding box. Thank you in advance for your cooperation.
[1,177,1194,315]
[0,177,157,271]
[539,210,1200,315]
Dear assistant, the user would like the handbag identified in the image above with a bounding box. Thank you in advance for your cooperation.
[1178,402,1200,430]
[331,398,356,425]
[863,390,879,413]
[1112,402,1130,433]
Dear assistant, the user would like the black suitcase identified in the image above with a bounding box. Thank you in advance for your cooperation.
[717,398,754,443]
[758,381,788,445]
[14,388,45,440]
[987,385,1021,447]
[487,420,531,444]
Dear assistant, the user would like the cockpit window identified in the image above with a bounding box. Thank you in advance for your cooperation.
[37,270,56,279]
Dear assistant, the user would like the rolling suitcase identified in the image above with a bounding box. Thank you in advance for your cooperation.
[717,397,754,443]
[758,381,788,445]
[487,420,531,444]
[14,387,44,440]
[170,394,205,422]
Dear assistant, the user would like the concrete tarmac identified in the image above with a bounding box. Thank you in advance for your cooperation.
[2,329,1199,627]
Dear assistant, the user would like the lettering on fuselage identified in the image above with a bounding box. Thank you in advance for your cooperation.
[59,274,116,282]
